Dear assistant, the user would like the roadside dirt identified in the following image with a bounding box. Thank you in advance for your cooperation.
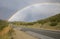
[12,28,38,39]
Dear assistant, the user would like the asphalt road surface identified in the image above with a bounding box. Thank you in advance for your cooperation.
[19,27,60,39]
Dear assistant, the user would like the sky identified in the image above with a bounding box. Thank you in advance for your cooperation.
[0,0,60,22]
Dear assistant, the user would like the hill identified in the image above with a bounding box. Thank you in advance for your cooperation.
[35,13,60,25]
[31,13,60,30]
[11,13,60,30]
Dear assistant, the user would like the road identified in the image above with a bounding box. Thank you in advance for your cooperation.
[19,27,60,39]
[13,26,60,39]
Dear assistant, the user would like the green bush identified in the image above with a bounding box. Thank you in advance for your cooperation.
[49,22,57,26]
[0,20,8,31]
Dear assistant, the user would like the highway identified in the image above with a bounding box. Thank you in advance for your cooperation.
[19,27,60,39]
[13,26,60,39]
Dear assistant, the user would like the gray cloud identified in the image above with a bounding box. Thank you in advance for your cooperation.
[0,0,60,20]
[9,3,60,22]
[0,7,15,20]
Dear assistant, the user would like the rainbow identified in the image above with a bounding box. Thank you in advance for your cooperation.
[8,3,60,21]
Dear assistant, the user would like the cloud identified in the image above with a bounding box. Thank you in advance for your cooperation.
[8,3,60,22]
[0,0,60,20]
[0,7,14,20]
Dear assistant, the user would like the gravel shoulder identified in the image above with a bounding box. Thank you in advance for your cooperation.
[12,28,38,39]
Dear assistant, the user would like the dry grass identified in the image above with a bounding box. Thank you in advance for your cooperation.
[23,22,60,30]
[0,26,12,39]
[0,26,11,35]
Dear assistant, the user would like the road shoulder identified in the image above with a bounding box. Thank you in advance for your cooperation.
[12,28,38,39]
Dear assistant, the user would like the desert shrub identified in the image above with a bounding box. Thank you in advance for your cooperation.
[49,22,57,26]
[0,20,8,31]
